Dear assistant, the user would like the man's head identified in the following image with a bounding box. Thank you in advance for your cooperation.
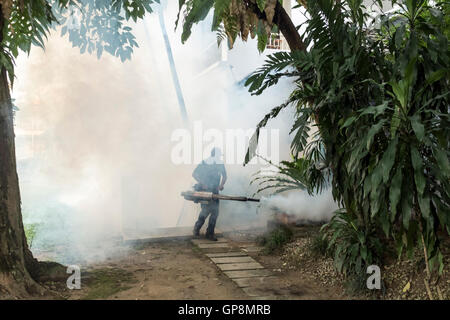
[211,147,222,158]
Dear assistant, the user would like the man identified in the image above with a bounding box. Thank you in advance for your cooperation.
[192,147,227,241]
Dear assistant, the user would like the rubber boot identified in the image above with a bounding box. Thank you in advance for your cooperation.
[205,233,218,241]
[193,228,200,238]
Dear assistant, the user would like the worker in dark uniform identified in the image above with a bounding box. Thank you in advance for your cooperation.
[192,147,227,241]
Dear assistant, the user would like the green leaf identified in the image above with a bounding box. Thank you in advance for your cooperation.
[371,163,384,193]
[360,101,389,118]
[256,0,267,12]
[394,24,405,49]
[425,69,446,86]
[433,148,450,178]
[365,120,385,150]
[401,183,413,229]
[404,57,417,90]
[390,167,403,222]
[341,116,357,129]
[381,211,391,236]
[390,105,402,137]
[381,137,398,183]
[418,194,430,219]
[212,0,232,29]
[181,0,215,43]
[438,251,444,275]
[389,80,407,109]
[411,146,425,195]
[257,20,268,52]
[410,115,425,142]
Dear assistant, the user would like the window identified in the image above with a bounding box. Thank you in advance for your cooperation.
[266,32,283,50]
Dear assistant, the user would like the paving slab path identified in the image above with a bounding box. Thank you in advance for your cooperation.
[191,237,279,299]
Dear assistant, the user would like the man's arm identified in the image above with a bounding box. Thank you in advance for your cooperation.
[219,165,227,191]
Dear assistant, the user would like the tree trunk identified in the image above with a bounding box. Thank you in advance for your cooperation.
[0,5,49,297]
[0,64,44,297]
[246,0,306,52]
[273,0,306,52]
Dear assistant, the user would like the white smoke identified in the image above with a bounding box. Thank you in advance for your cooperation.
[13,1,324,265]
[260,190,339,222]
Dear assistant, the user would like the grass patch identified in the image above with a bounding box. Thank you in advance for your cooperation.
[131,242,150,251]
[258,225,294,253]
[82,268,137,300]
[308,233,332,257]
[191,246,202,255]
[24,223,39,248]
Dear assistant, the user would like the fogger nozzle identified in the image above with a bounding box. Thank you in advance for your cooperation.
[181,191,260,203]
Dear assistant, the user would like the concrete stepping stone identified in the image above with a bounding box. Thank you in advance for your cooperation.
[199,247,235,253]
[210,256,256,264]
[191,238,228,245]
[190,235,278,299]
[216,261,262,271]
[196,243,230,249]
[206,252,247,258]
[217,262,263,271]
[231,276,277,288]
[241,246,263,253]
[224,269,272,279]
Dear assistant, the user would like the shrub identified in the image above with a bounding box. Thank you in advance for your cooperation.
[309,233,332,258]
[321,210,384,277]
[258,225,294,253]
[246,0,449,278]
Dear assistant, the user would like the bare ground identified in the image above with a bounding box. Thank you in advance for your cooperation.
[66,240,247,300]
[62,236,346,300]
[37,232,349,300]
[240,226,450,300]
[5,225,448,300]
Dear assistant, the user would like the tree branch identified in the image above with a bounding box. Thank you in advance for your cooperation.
[245,0,306,52]
[273,1,306,52]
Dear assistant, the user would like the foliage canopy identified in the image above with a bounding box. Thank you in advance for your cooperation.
[178,0,450,278]
[177,0,283,51]
[246,0,449,275]
[0,0,159,86]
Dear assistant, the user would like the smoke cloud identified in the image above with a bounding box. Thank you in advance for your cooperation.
[13,2,333,265]
[260,191,339,223]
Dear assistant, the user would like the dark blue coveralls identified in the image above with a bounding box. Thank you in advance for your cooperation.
[193,161,226,237]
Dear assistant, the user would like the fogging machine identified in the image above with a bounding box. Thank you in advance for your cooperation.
[181,191,260,204]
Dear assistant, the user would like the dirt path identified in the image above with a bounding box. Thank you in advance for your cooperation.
[63,233,347,300]
[68,240,247,300]
[21,227,450,300]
